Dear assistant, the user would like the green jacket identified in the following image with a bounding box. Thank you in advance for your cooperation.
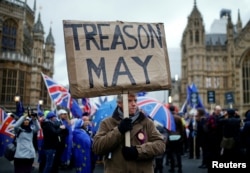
[93,108,166,173]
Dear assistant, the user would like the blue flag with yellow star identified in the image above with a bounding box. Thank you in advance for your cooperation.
[72,119,92,173]
[61,119,73,165]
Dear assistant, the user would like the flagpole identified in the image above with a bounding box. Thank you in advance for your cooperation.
[193,111,196,160]
[41,72,55,109]
[123,91,130,147]
[189,83,203,160]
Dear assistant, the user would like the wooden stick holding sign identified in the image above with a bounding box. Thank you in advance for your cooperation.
[122,93,131,147]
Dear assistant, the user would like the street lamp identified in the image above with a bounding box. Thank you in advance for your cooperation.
[14,95,20,102]
[38,99,44,116]
[38,100,43,105]
[14,94,20,117]
[168,96,172,103]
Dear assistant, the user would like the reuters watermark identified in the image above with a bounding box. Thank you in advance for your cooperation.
[212,161,246,168]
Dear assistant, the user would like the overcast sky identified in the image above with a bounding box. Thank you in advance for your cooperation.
[27,0,250,86]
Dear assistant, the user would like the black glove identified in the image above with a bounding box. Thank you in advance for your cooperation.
[118,118,132,134]
[122,146,138,160]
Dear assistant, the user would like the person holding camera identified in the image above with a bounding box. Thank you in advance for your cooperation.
[13,114,40,173]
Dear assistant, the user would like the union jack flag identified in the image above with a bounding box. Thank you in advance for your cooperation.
[137,97,176,131]
[41,73,71,108]
[82,98,91,115]
[0,108,16,156]
[41,73,82,118]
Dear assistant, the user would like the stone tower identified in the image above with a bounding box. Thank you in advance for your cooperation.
[0,0,55,111]
[180,0,250,115]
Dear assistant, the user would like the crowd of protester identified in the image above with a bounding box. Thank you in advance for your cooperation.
[5,101,250,173]
[7,108,95,173]
[182,105,250,172]
[152,104,250,173]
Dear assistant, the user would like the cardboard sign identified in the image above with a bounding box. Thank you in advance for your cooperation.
[63,20,171,98]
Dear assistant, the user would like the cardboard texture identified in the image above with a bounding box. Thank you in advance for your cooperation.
[63,20,171,98]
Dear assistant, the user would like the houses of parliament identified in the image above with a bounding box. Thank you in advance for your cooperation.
[179,1,250,115]
[0,0,54,111]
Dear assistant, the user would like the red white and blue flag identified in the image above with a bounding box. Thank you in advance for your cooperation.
[137,97,176,131]
[0,108,16,156]
[82,98,91,115]
[41,73,82,118]
[41,73,71,108]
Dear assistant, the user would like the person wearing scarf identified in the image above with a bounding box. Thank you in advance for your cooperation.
[13,114,40,173]
[93,93,166,173]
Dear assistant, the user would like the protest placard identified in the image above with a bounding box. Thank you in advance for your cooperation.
[63,20,171,98]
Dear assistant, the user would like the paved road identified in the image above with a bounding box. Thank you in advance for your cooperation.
[0,155,207,173]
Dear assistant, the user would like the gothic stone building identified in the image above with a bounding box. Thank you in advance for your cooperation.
[0,0,55,111]
[180,2,250,115]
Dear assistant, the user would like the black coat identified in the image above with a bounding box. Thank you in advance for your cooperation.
[218,116,241,142]
[41,119,61,150]
[241,119,250,148]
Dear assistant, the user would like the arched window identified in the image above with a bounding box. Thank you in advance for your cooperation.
[1,69,17,103]
[194,19,199,26]
[189,30,193,44]
[2,19,18,52]
[195,30,199,43]
[242,51,250,103]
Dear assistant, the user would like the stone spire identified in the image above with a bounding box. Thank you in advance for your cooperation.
[185,0,204,46]
[46,27,55,45]
[33,12,44,34]
[236,9,242,33]
[33,0,36,14]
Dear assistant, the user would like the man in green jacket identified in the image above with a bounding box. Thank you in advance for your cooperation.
[93,93,166,173]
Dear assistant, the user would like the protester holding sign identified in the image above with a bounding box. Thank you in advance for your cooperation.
[64,20,170,173]
[92,93,165,173]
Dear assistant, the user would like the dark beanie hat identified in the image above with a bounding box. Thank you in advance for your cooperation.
[46,111,56,119]
[169,105,175,112]
[227,109,235,116]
